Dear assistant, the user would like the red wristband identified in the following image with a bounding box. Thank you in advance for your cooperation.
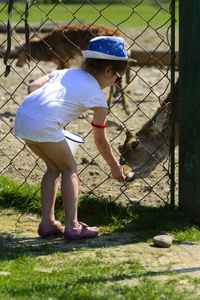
[91,121,107,128]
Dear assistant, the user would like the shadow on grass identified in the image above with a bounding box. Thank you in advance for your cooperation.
[0,176,197,261]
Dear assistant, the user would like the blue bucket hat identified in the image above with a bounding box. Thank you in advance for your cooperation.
[82,36,136,62]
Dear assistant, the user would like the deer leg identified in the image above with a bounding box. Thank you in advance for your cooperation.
[126,66,130,85]
[113,83,121,97]
[107,86,113,111]
[108,67,131,115]
[122,67,131,115]
[118,81,130,116]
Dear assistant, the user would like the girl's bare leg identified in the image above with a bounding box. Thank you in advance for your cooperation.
[26,140,79,227]
[61,168,79,227]
[40,168,61,223]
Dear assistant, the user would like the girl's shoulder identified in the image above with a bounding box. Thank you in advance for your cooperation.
[50,68,86,80]
[59,69,97,85]
[50,68,69,79]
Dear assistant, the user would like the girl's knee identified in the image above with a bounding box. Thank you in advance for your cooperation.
[60,161,77,176]
[46,165,61,177]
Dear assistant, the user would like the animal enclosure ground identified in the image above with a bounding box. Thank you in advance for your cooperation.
[0,28,179,207]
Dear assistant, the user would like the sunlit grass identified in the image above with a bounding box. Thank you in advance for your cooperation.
[0,3,178,29]
[0,248,197,300]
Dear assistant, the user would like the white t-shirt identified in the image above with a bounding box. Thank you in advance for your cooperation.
[14,69,107,142]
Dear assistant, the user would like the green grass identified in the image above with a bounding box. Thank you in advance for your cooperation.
[0,2,178,29]
[0,175,200,299]
[0,177,41,213]
[1,175,200,242]
[0,252,197,300]
[0,246,199,300]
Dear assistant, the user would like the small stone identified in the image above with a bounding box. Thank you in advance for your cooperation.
[128,198,140,205]
[81,157,89,164]
[153,235,173,248]
[144,184,153,192]
[89,171,100,176]
[27,216,38,221]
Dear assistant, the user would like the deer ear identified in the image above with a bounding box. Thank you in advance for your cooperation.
[125,129,136,140]
[154,103,171,132]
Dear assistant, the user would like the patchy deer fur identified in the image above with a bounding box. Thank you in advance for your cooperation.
[15,23,131,113]
[119,79,179,181]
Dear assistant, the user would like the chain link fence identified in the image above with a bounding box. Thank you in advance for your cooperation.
[0,0,179,207]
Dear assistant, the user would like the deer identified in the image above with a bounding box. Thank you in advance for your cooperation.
[15,23,131,114]
[118,79,179,181]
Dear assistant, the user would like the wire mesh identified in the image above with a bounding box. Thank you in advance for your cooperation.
[0,0,179,207]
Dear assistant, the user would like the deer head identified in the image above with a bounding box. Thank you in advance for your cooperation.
[119,102,175,181]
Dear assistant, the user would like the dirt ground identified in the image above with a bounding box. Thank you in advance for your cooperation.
[0,27,179,207]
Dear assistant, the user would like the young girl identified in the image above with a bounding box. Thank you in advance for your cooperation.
[14,36,136,239]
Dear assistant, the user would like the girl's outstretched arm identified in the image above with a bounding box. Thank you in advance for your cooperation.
[91,107,126,182]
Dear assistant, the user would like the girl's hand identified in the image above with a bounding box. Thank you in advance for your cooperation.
[111,164,126,182]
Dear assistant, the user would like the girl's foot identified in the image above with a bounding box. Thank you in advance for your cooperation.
[38,221,64,237]
[64,222,99,239]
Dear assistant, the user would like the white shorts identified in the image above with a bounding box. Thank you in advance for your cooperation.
[14,111,66,143]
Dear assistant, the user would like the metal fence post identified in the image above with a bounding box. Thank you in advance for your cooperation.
[179,0,200,219]
[170,0,176,208]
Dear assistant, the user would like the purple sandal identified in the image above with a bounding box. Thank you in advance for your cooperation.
[38,221,64,237]
[64,222,99,239]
